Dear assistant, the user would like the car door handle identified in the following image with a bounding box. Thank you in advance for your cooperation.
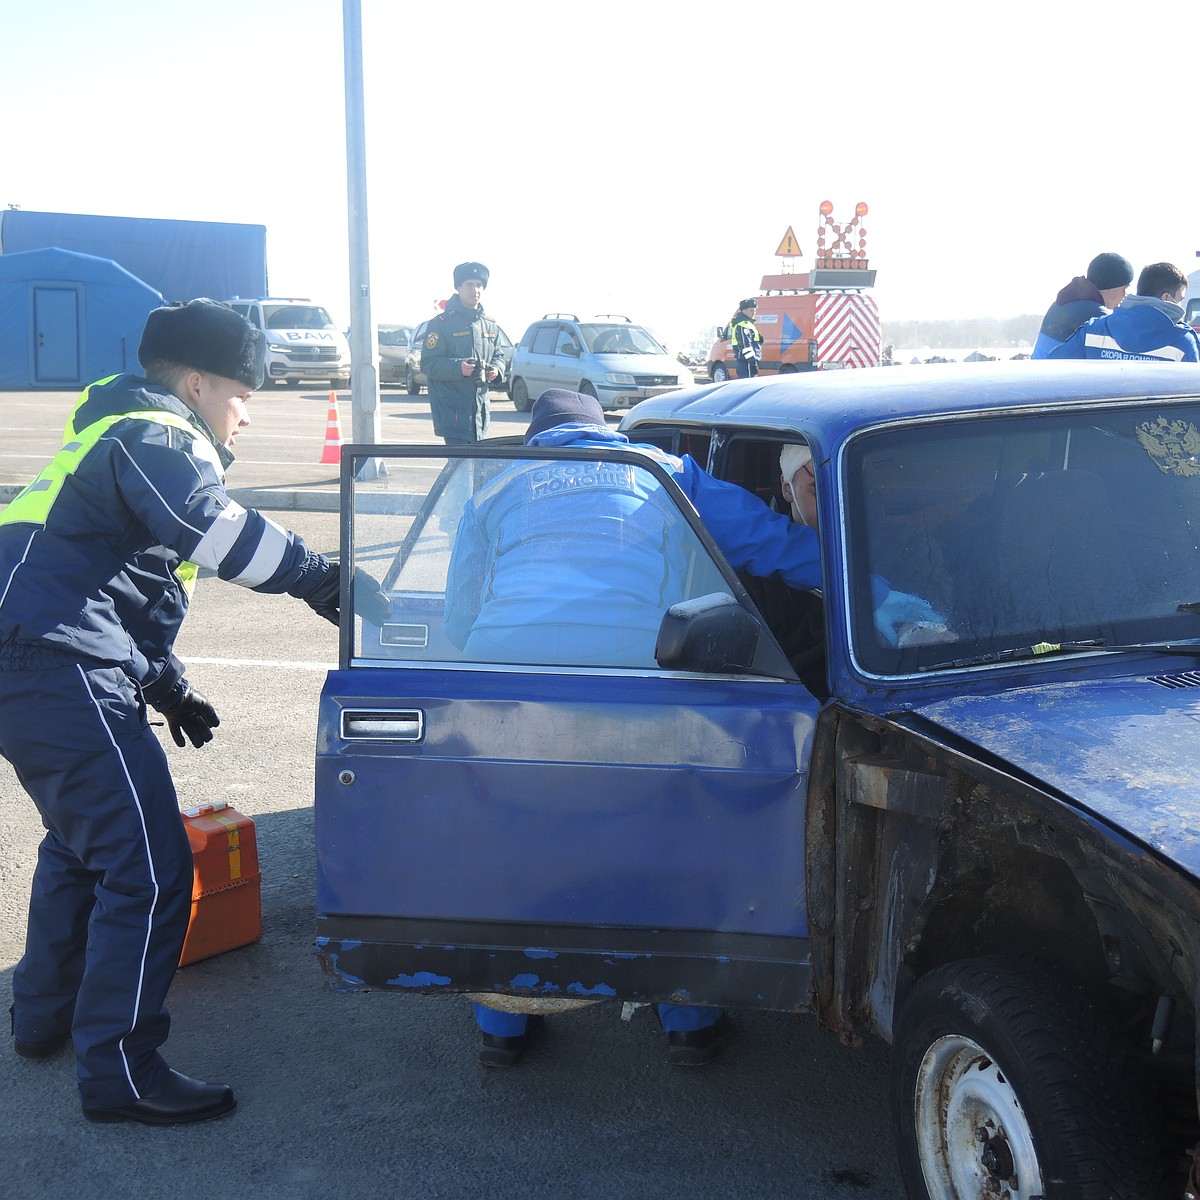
[340,709,425,742]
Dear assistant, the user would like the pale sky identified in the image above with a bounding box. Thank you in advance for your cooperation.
[3,0,1197,350]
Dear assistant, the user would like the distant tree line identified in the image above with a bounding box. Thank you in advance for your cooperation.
[883,314,1041,349]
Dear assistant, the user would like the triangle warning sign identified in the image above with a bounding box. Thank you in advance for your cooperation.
[775,226,802,257]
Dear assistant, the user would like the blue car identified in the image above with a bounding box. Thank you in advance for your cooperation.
[317,361,1200,1199]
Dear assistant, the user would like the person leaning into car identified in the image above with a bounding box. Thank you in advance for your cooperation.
[422,261,505,444]
[0,301,353,1128]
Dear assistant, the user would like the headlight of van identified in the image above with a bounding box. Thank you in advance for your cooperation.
[604,372,635,386]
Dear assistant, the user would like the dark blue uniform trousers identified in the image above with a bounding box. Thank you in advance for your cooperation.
[0,662,192,1108]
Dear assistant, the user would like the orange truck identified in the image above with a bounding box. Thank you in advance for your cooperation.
[707,272,882,381]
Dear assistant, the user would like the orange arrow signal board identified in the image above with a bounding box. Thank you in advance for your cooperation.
[775,226,802,257]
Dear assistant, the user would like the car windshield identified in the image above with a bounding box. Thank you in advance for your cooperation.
[264,305,334,330]
[580,324,665,355]
[845,403,1200,676]
[378,328,411,347]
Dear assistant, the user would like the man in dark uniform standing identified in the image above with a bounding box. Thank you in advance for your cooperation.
[422,261,504,444]
[0,300,362,1126]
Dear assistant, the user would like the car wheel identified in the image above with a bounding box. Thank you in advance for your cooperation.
[711,364,730,383]
[511,377,531,412]
[779,363,797,374]
[406,368,421,396]
[892,957,1170,1200]
[579,382,599,400]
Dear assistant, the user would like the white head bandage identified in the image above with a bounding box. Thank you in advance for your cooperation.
[779,444,812,481]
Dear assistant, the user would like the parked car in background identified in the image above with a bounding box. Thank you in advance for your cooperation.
[319,361,1200,1200]
[508,314,693,412]
[377,324,415,385]
[226,297,351,389]
[404,319,514,397]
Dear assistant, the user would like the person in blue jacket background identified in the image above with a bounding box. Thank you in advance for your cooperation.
[0,301,360,1126]
[1031,251,1134,359]
[1048,261,1200,363]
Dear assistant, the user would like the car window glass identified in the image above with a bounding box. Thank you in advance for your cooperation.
[530,325,558,355]
[553,328,580,356]
[348,453,738,671]
[844,406,1200,675]
[581,324,664,354]
[264,305,333,330]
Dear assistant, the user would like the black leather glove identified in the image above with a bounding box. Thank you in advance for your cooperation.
[161,686,220,749]
[304,563,390,627]
[305,561,341,625]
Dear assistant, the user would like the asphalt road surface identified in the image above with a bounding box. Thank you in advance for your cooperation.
[0,384,907,1200]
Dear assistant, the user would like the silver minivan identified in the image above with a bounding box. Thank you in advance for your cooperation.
[508,314,692,412]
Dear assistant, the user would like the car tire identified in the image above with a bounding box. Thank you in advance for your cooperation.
[511,377,531,412]
[406,368,421,396]
[711,364,730,383]
[892,957,1171,1200]
[579,382,599,400]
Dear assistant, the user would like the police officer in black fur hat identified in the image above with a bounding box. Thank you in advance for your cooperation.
[0,299,384,1126]
[422,262,505,444]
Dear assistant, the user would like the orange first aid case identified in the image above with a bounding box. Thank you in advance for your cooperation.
[179,801,262,966]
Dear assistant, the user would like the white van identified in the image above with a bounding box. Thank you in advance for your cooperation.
[227,298,351,388]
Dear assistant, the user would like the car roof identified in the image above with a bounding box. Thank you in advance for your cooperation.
[621,361,1200,444]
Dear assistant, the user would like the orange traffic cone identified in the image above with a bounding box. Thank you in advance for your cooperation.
[320,390,343,465]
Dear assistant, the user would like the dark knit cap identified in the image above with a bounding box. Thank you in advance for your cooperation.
[525,388,607,443]
[453,261,489,288]
[739,297,758,309]
[138,299,266,389]
[1086,252,1134,291]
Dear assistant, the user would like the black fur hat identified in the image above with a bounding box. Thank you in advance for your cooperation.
[138,299,266,389]
[453,261,489,288]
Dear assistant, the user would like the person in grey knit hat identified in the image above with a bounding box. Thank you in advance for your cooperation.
[1031,252,1134,358]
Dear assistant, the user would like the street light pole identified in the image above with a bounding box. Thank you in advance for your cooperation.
[342,0,384,476]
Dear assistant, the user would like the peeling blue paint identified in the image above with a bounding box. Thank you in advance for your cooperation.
[326,954,365,986]
[510,972,541,988]
[523,948,558,960]
[339,939,363,950]
[388,971,452,987]
[566,981,617,997]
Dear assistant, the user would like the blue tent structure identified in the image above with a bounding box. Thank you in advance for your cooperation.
[0,247,163,390]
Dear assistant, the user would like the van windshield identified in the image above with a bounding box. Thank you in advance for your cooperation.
[581,324,665,355]
[264,305,334,331]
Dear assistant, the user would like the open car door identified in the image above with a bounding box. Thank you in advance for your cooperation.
[315,443,820,1012]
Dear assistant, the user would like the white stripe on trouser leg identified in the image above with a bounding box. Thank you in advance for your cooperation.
[78,665,159,1100]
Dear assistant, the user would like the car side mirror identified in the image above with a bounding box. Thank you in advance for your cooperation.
[560,343,581,358]
[655,592,761,673]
